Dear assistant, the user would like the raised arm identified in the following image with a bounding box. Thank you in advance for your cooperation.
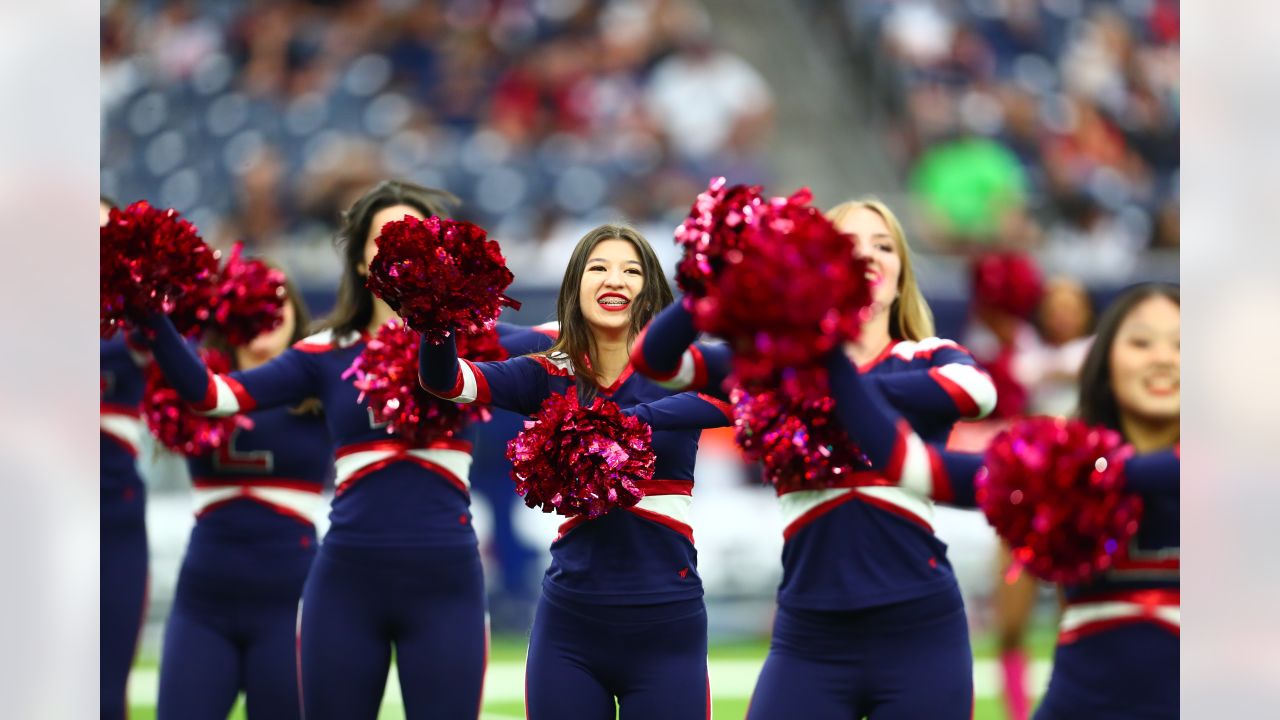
[867,340,998,424]
[142,313,319,416]
[495,321,558,356]
[630,302,733,400]
[419,332,552,416]
[825,349,982,507]
[625,392,735,432]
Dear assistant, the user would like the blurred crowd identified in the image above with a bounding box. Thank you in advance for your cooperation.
[829,0,1178,285]
[101,0,774,285]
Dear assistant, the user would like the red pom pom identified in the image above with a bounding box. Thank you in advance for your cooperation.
[675,181,875,385]
[976,417,1143,584]
[344,319,505,445]
[101,201,219,338]
[971,252,1043,319]
[365,215,519,342]
[143,349,251,455]
[507,388,654,518]
[674,177,768,301]
[731,369,878,493]
[173,242,288,345]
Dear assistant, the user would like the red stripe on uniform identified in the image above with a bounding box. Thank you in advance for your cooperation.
[635,479,694,496]
[100,402,141,418]
[192,476,322,493]
[1068,588,1180,607]
[195,494,316,526]
[630,327,681,382]
[928,366,980,418]
[927,446,954,503]
[782,491,862,541]
[688,344,707,390]
[853,492,934,534]
[462,359,492,404]
[222,374,257,412]
[627,506,695,543]
[885,420,913,481]
[194,369,220,411]
[1058,615,1179,645]
[697,393,734,421]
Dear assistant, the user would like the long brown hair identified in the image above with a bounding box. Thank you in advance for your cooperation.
[543,224,674,400]
[826,198,935,340]
[317,180,461,337]
[1077,283,1180,437]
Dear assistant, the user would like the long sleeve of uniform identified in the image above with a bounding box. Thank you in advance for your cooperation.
[143,313,319,416]
[630,302,733,400]
[867,341,998,423]
[495,321,558,356]
[420,333,553,416]
[626,392,735,431]
[1121,448,1180,496]
[826,349,981,508]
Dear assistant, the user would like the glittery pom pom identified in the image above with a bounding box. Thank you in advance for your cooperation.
[365,215,519,343]
[171,241,288,346]
[101,201,219,339]
[344,319,506,445]
[506,388,654,518]
[731,369,878,493]
[976,417,1143,584]
[674,180,875,386]
[143,349,251,455]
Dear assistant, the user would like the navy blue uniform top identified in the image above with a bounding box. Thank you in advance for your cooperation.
[631,302,1000,611]
[144,313,553,548]
[827,348,1180,638]
[101,336,147,489]
[419,332,734,605]
[184,402,334,545]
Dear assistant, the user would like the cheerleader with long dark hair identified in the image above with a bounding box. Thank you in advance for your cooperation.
[419,224,732,719]
[139,180,553,719]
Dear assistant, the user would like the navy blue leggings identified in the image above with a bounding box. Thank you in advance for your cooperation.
[157,535,315,719]
[748,585,973,720]
[298,542,487,720]
[101,485,148,720]
[1034,622,1178,720]
[525,593,709,720]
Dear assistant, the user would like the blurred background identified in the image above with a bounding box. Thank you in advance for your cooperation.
[100,0,1178,717]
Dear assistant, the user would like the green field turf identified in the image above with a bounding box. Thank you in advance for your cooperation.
[128,629,1057,719]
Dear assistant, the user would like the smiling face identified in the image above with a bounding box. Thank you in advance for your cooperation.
[1109,294,1180,426]
[577,238,644,336]
[834,205,902,314]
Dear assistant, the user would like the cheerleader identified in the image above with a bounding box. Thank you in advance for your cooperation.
[825,282,1179,719]
[418,224,732,719]
[154,272,330,719]
[140,180,553,719]
[100,196,149,720]
[631,199,997,719]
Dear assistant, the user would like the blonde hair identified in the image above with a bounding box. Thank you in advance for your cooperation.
[826,198,935,341]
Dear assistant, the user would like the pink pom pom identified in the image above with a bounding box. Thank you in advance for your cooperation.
[173,242,288,345]
[674,181,875,385]
[674,177,768,301]
[365,215,519,342]
[731,368,878,493]
[971,252,1043,319]
[143,349,251,455]
[344,319,505,445]
[507,388,654,518]
[101,201,219,339]
[976,417,1143,584]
